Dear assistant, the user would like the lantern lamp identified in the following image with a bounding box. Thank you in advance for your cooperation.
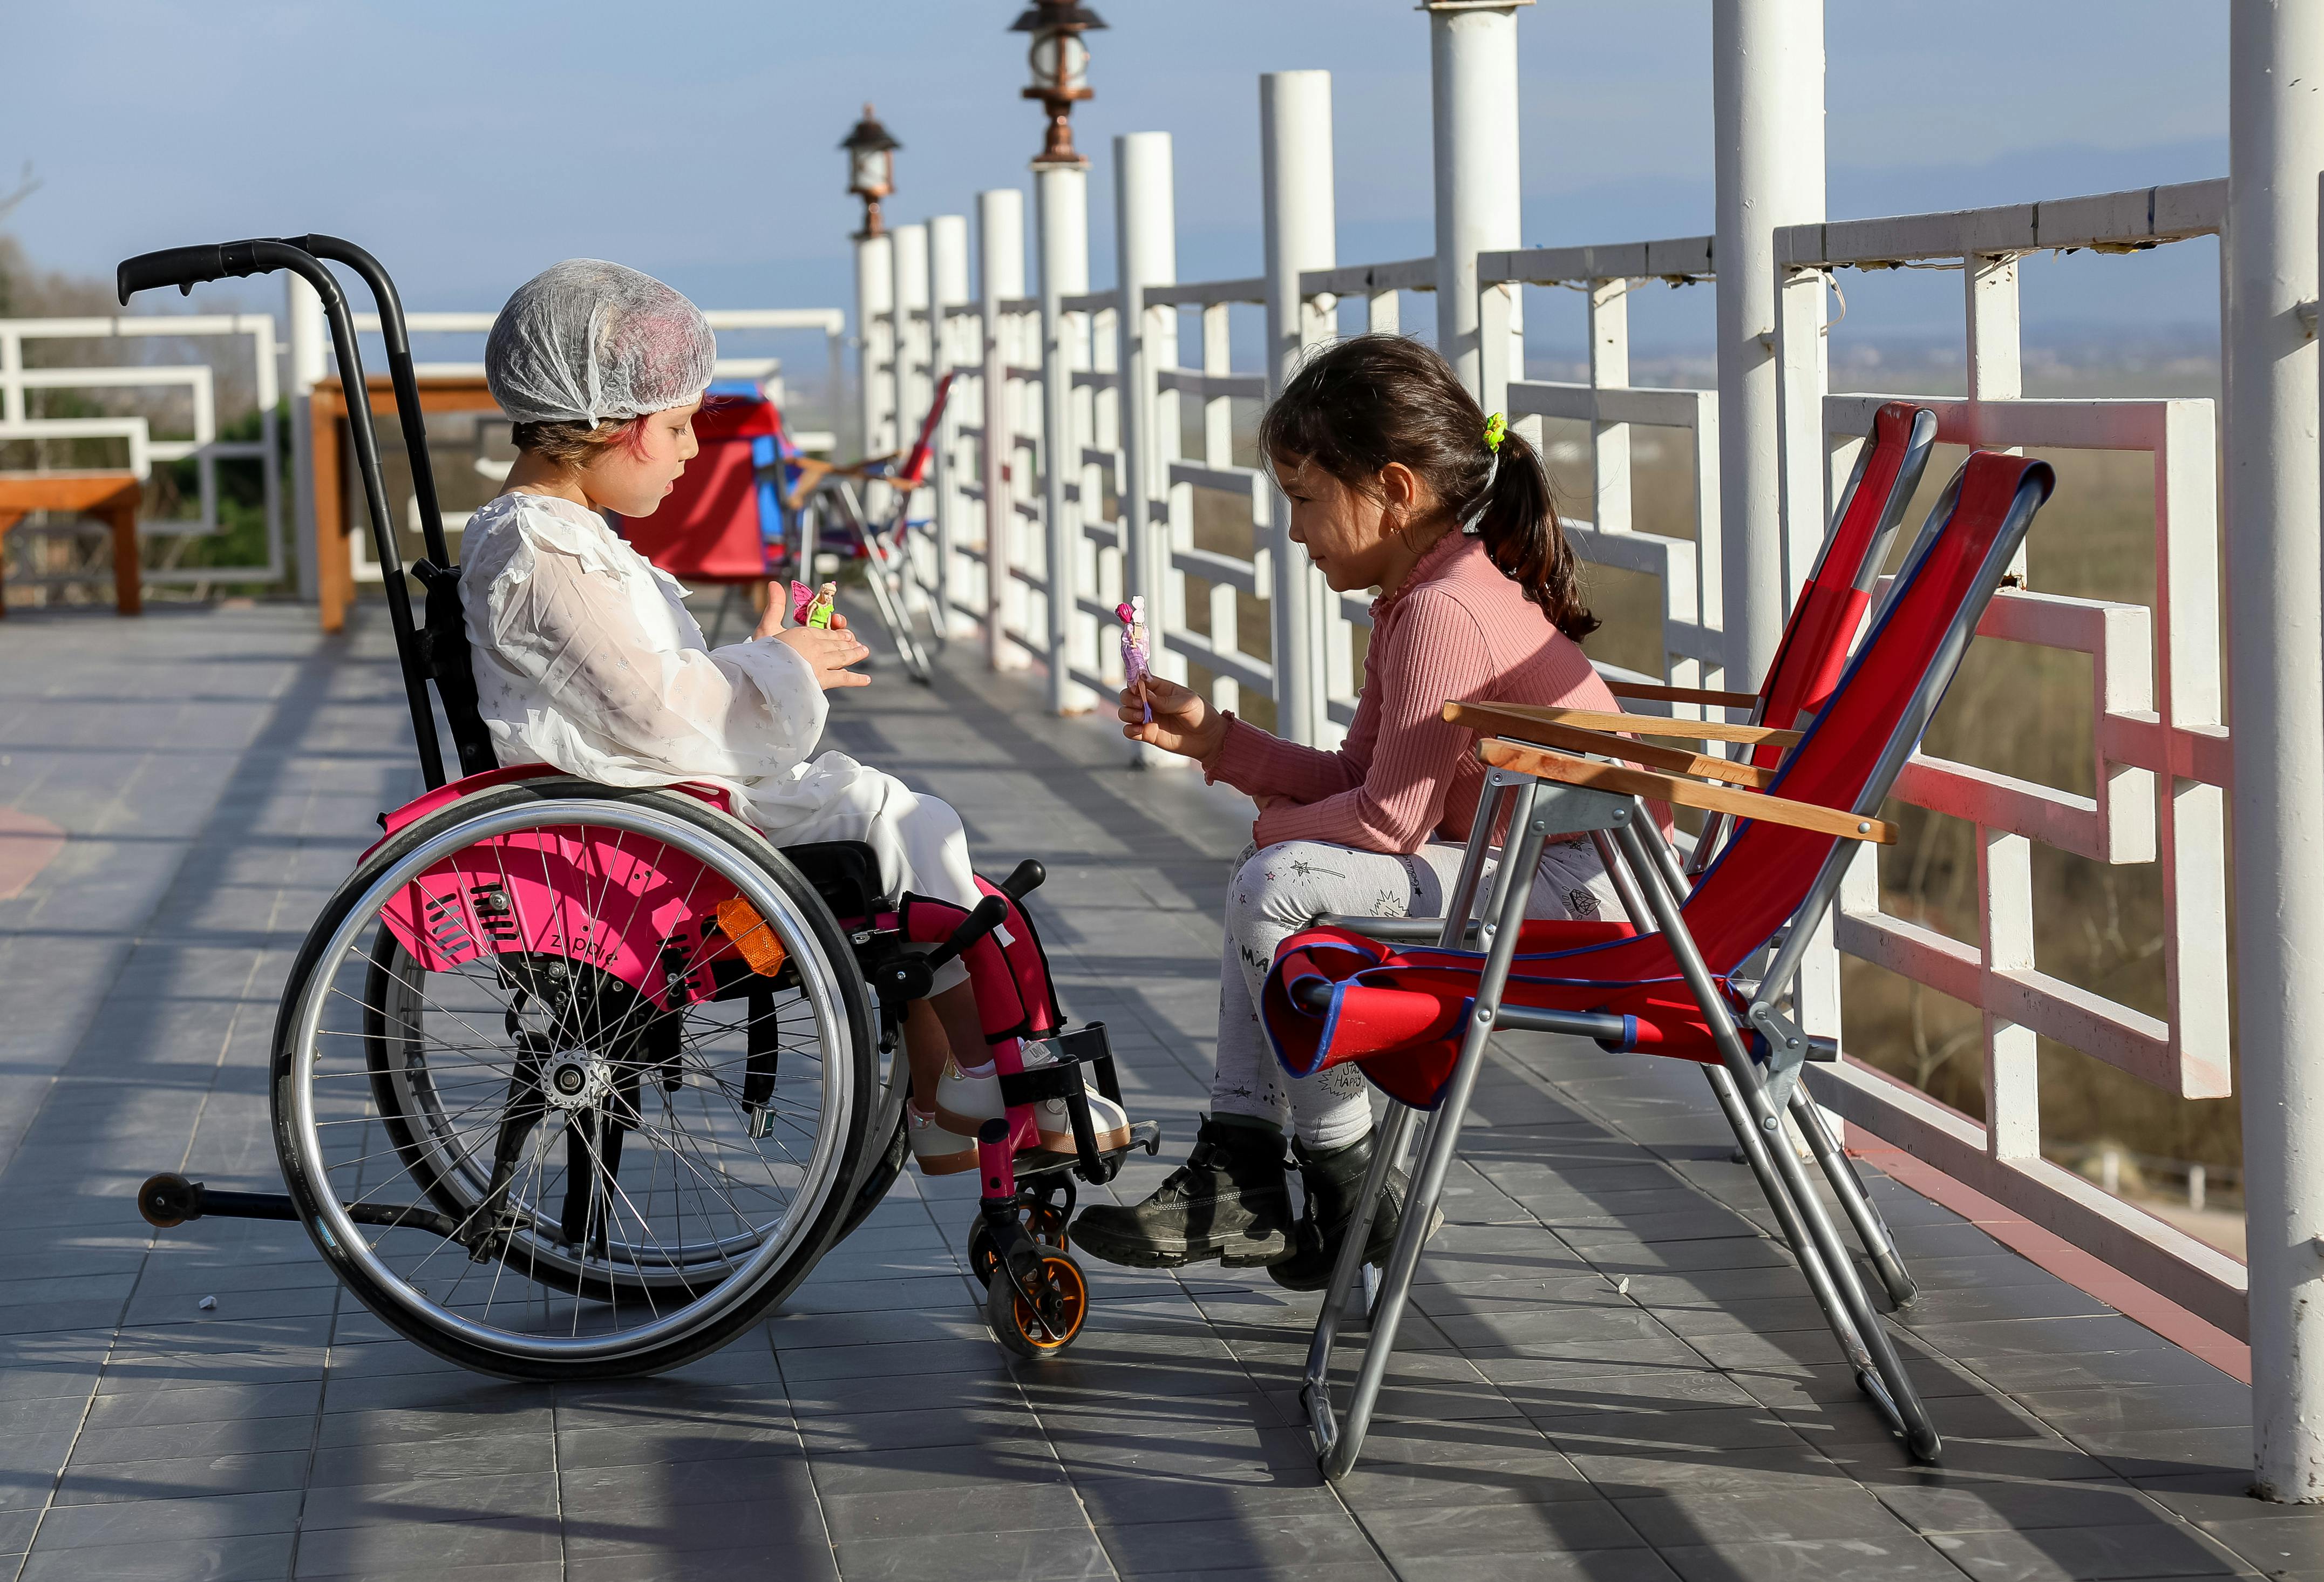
[840,104,901,237]
[1009,1,1106,167]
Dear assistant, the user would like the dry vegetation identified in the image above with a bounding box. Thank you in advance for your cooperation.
[1543,405,2243,1199]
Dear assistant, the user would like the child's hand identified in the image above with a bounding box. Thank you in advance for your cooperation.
[776,624,872,689]
[1121,674,1226,762]
[752,581,852,642]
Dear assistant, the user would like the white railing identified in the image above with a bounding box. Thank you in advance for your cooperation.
[320,308,843,585]
[1483,237,1724,702]
[1769,181,2248,1339]
[0,314,284,586]
[847,15,2293,1383]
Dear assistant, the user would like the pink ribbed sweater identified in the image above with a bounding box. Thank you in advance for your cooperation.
[1207,531,1619,853]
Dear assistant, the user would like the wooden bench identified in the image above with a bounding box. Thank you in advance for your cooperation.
[0,472,143,617]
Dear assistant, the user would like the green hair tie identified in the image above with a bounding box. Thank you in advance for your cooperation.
[1461,415,1508,536]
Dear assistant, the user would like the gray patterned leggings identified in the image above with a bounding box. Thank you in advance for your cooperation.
[1209,835,1620,1149]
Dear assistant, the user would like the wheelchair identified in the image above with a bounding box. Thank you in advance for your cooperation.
[117,236,1153,1380]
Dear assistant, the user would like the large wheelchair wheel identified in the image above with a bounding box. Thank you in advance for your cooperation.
[274,777,876,1380]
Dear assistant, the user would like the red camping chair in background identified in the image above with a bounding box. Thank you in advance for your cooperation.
[615,381,804,643]
[786,371,956,685]
[1269,447,2054,1482]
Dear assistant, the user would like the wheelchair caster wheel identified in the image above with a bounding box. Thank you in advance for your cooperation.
[967,1200,1068,1288]
[986,1250,1088,1360]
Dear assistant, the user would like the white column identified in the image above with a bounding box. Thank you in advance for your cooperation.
[1115,134,1177,641]
[893,223,933,432]
[287,274,327,601]
[1116,132,1184,768]
[1036,161,1094,714]
[930,213,972,637]
[1428,0,1529,409]
[2228,0,2324,1504]
[853,233,897,466]
[889,222,932,594]
[1713,0,1825,690]
[1261,69,1336,749]
[980,188,1029,672]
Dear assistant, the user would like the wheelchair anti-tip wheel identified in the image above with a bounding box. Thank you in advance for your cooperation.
[986,1250,1089,1359]
[276,776,877,1380]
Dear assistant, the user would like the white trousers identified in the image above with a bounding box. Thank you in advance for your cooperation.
[1209,835,1619,1149]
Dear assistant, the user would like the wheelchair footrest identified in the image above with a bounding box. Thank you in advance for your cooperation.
[998,1023,1119,1108]
[1012,1120,1162,1184]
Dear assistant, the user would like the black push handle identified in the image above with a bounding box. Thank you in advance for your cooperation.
[277,234,453,570]
[118,245,238,301]
[998,858,1045,901]
[118,236,447,789]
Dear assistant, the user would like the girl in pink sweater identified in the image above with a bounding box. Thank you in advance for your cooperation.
[1075,336,1623,1285]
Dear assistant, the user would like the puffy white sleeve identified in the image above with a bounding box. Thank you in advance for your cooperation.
[465,510,828,792]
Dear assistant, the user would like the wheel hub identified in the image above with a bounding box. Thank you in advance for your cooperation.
[540,1049,612,1113]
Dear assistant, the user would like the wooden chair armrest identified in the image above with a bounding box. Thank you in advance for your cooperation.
[1443,702,1775,789]
[1475,737,1894,845]
[1445,700,1801,749]
[1605,680,1762,710]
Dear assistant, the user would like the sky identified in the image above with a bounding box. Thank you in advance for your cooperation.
[2,1,2229,367]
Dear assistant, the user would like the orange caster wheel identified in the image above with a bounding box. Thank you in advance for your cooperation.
[986,1249,1089,1359]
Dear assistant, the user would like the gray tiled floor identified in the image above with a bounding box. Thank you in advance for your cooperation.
[0,601,2311,1580]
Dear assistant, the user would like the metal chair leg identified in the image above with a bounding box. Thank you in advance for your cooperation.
[1789,1083,1916,1308]
[1303,777,1514,1441]
[1614,821,1940,1464]
[1307,786,1553,1481]
[1622,814,1920,1314]
[1700,1063,1880,1377]
[860,535,932,681]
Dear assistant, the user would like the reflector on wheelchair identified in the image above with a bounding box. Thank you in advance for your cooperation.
[712,897,789,978]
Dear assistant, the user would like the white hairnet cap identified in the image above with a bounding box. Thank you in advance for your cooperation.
[485,260,716,426]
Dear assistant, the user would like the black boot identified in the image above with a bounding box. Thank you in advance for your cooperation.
[1266,1129,1413,1293]
[1071,1117,1293,1269]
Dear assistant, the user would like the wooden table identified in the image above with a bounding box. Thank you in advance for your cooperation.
[0,472,144,617]
[311,374,501,633]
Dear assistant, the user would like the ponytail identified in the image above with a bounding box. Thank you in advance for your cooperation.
[1457,424,1597,642]
[1257,333,1597,642]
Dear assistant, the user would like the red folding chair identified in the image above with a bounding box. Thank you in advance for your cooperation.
[615,384,798,643]
[788,371,956,684]
[1269,450,2056,1479]
[1321,403,1940,1313]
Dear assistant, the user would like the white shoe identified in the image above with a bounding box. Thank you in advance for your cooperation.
[1045,1090,1132,1154]
[907,1104,978,1176]
[1020,1042,1132,1152]
[930,1056,1005,1139]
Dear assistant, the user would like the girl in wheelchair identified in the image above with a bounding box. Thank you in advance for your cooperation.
[461,259,1128,1177]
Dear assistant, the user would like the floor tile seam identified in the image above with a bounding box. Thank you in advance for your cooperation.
[2,1191,167,1580]
[0,934,287,1573]
[283,1265,356,1580]
[1006,1340,1129,1582]
[0,634,346,1183]
[1450,1047,1939,1510]
[756,1323,832,1581]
